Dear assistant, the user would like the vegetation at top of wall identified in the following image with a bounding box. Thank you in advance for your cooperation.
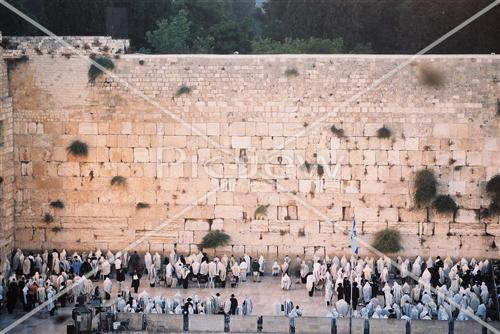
[66,140,88,156]
[43,213,54,224]
[199,230,231,249]
[88,56,115,83]
[176,84,192,96]
[371,228,402,253]
[414,169,437,208]
[418,64,445,88]
[284,68,299,77]
[330,125,344,138]
[136,202,150,209]
[252,37,347,54]
[50,200,65,209]
[111,176,127,186]
[376,126,392,139]
[432,195,457,214]
[254,204,270,218]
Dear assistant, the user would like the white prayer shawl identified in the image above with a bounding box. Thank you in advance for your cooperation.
[208,262,217,278]
[103,278,112,294]
[336,299,349,317]
[148,265,157,284]
[153,252,161,270]
[232,263,240,277]
[258,256,265,273]
[192,261,200,275]
[476,304,487,320]
[393,282,402,305]
[100,260,111,276]
[239,262,248,280]
[412,257,421,277]
[325,282,334,303]
[383,283,393,307]
[22,258,31,276]
[244,255,251,273]
[242,297,253,315]
[281,261,289,274]
[144,252,152,272]
[380,267,389,284]
[272,262,280,275]
[200,262,209,276]
[376,258,385,275]
[426,257,433,270]
[480,283,489,304]
[303,273,312,290]
[340,256,347,270]
[420,269,431,285]
[281,274,291,290]
[363,265,372,281]
[363,282,372,303]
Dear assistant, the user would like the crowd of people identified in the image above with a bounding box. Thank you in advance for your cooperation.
[0,247,497,324]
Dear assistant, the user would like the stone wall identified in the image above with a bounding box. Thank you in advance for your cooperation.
[5,46,500,259]
[0,33,15,261]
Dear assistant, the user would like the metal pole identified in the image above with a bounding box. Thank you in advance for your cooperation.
[349,257,353,334]
[405,319,411,334]
[448,319,454,334]
[363,318,369,334]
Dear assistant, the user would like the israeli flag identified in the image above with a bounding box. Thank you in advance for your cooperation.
[351,216,359,256]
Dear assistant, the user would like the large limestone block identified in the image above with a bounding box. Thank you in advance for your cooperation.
[455,209,478,223]
[214,205,243,219]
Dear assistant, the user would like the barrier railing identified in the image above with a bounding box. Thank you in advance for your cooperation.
[101,313,500,333]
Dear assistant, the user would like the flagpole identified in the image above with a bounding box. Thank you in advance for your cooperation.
[349,256,353,334]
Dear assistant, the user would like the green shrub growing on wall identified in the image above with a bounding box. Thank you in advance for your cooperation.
[176,85,192,96]
[414,169,437,207]
[377,126,392,139]
[43,213,54,224]
[432,195,457,214]
[67,140,88,156]
[199,230,231,249]
[88,56,115,83]
[418,64,444,88]
[284,68,299,77]
[136,202,150,209]
[330,125,344,138]
[254,204,269,219]
[111,176,127,186]
[50,200,65,209]
[484,174,500,217]
[372,228,402,253]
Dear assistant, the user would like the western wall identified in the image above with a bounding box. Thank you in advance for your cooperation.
[1,36,499,261]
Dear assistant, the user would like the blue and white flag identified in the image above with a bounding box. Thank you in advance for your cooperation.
[351,216,359,256]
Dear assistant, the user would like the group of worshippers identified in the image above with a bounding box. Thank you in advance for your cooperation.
[0,248,267,315]
[114,289,253,316]
[273,253,495,322]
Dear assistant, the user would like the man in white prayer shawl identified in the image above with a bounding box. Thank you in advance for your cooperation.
[144,252,152,274]
[231,261,240,282]
[325,279,334,306]
[242,296,253,315]
[363,282,372,303]
[244,254,251,273]
[476,303,487,320]
[392,282,402,305]
[239,260,248,282]
[480,282,489,304]
[335,298,349,317]
[380,267,389,284]
[258,256,265,276]
[153,252,161,271]
[363,265,372,281]
[383,283,393,307]
[272,261,280,276]
[281,273,291,290]
[191,260,200,277]
[103,277,112,300]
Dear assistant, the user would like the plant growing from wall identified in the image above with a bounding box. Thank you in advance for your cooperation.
[330,125,344,138]
[432,195,457,214]
[418,64,444,88]
[136,202,150,209]
[371,228,402,253]
[254,204,270,219]
[376,126,392,139]
[50,200,65,209]
[111,176,127,186]
[88,56,115,83]
[483,174,500,217]
[176,84,192,96]
[284,68,299,77]
[317,164,325,177]
[298,228,306,237]
[67,140,88,157]
[302,161,312,173]
[496,99,500,116]
[414,169,437,208]
[199,230,231,249]
[51,226,63,233]
[43,213,54,224]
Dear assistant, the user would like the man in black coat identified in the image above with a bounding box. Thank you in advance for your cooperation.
[229,294,238,315]
[352,282,360,310]
[6,279,19,314]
